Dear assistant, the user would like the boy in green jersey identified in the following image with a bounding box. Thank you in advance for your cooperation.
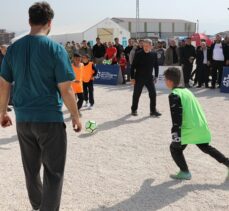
[164,67,229,180]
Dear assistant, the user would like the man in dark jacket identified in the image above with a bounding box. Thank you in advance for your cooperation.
[130,39,161,117]
[180,37,196,88]
[92,37,106,64]
[195,42,211,88]
[209,34,228,88]
[114,37,124,61]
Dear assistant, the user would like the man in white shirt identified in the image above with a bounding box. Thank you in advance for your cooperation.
[209,34,227,88]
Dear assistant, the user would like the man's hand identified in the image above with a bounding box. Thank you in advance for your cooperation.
[131,79,136,85]
[73,80,80,84]
[207,61,211,66]
[0,113,12,128]
[153,77,158,84]
[226,60,229,66]
[71,115,82,132]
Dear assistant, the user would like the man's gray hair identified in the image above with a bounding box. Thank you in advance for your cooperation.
[143,39,152,45]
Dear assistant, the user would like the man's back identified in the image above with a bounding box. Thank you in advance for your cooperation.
[1,35,74,122]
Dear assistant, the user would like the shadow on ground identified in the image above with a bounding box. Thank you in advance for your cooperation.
[91,178,229,211]
[77,114,151,139]
[0,135,18,146]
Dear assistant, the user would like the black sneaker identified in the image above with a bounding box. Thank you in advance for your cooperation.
[131,111,138,116]
[150,111,162,117]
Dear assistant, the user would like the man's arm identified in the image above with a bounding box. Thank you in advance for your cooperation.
[0,77,11,113]
[58,81,81,132]
[153,53,159,78]
[169,93,183,144]
[130,53,138,79]
[0,77,12,127]
[92,64,98,76]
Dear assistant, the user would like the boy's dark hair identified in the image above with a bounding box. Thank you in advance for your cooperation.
[29,2,54,25]
[82,54,90,59]
[164,67,181,87]
[73,53,81,58]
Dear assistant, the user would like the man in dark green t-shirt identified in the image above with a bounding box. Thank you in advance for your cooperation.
[0,2,82,211]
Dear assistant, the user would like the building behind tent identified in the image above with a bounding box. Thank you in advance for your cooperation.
[112,17,196,40]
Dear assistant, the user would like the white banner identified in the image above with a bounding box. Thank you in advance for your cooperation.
[155,66,184,89]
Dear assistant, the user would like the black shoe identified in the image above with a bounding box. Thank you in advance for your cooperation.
[196,85,202,88]
[210,86,215,89]
[150,111,162,117]
[131,111,138,116]
[185,83,191,88]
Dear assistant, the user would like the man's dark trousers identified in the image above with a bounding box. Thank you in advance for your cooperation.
[211,60,224,87]
[183,63,193,85]
[16,122,67,211]
[131,78,156,113]
[83,80,94,105]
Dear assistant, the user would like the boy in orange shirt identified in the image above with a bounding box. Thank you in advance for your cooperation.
[72,53,84,110]
[82,54,98,109]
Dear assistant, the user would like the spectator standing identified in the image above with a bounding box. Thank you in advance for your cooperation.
[209,34,228,88]
[105,42,117,64]
[119,52,127,84]
[79,40,92,59]
[195,42,211,88]
[124,38,133,82]
[92,37,106,64]
[114,37,124,62]
[165,39,180,66]
[156,41,166,66]
[180,37,196,88]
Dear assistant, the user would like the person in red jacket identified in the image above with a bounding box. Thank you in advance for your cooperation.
[119,52,127,84]
[105,42,117,64]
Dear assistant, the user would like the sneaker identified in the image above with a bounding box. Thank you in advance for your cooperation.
[84,101,89,107]
[88,105,93,110]
[131,111,138,116]
[150,111,162,117]
[170,171,192,180]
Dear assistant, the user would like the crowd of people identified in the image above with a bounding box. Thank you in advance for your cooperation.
[63,34,229,89]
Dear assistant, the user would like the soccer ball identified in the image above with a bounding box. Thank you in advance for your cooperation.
[85,120,97,133]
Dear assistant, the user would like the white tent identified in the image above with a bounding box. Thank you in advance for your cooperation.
[12,18,130,47]
[49,18,130,46]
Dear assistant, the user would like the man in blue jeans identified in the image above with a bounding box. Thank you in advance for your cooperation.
[0,2,82,211]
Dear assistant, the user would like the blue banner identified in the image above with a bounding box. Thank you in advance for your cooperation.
[220,67,229,93]
[94,64,121,85]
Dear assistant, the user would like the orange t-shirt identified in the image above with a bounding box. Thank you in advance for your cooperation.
[82,62,95,83]
[72,63,84,93]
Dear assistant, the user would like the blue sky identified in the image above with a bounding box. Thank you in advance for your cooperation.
[1,0,229,35]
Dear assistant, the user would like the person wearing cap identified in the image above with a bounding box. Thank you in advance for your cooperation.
[82,54,98,109]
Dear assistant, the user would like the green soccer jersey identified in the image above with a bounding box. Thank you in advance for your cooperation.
[169,88,211,145]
